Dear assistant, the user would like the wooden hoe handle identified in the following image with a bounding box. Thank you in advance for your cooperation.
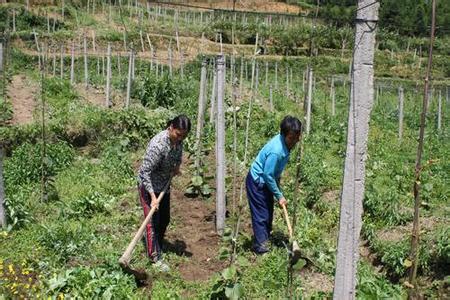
[119,179,171,267]
[281,202,293,239]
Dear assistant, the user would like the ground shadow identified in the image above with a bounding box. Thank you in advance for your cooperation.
[164,239,193,257]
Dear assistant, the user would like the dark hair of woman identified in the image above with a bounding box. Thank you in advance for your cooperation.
[280,115,302,136]
[167,114,191,132]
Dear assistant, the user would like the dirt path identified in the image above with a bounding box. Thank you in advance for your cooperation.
[166,189,227,281]
[7,75,38,125]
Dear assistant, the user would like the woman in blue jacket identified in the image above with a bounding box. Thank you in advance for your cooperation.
[246,115,302,254]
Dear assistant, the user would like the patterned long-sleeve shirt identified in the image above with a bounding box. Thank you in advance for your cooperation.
[138,129,182,193]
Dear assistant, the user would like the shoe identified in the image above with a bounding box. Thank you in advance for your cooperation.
[153,260,170,272]
[252,241,270,255]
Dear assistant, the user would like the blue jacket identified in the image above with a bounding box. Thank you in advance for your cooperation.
[249,134,290,200]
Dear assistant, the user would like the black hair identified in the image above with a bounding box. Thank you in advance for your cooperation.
[280,115,302,136]
[167,114,191,132]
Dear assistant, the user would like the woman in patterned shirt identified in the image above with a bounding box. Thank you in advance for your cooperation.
[138,114,191,271]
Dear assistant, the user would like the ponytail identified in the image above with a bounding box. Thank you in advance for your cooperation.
[167,114,191,132]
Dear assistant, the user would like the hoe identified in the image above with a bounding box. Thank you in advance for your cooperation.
[281,202,301,266]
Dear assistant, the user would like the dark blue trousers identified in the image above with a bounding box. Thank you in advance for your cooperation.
[246,172,274,253]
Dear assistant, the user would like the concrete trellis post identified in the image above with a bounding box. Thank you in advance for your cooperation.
[269,84,273,112]
[255,62,259,93]
[239,57,244,95]
[0,43,3,75]
[12,9,16,32]
[331,77,336,116]
[46,12,50,33]
[126,50,133,108]
[333,1,379,299]
[210,64,217,124]
[140,30,145,53]
[60,43,64,79]
[105,43,112,108]
[84,35,88,88]
[62,0,65,20]
[285,66,289,98]
[102,55,105,77]
[437,90,442,131]
[117,54,121,77]
[265,61,268,86]
[52,52,56,77]
[398,86,404,140]
[194,59,208,172]
[245,61,248,81]
[275,61,278,90]
[131,51,135,80]
[215,55,226,235]
[168,47,173,77]
[70,42,75,84]
[305,67,313,134]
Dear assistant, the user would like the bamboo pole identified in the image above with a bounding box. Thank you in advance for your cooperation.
[408,1,436,295]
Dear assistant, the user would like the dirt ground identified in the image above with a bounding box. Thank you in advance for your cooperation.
[7,75,38,125]
[377,216,442,243]
[183,0,303,14]
[76,84,107,107]
[167,189,227,281]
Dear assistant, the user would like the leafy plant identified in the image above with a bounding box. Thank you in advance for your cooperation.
[4,141,74,187]
[70,191,115,218]
[38,222,93,263]
[185,173,212,198]
[211,265,244,300]
[45,266,135,298]
[0,98,13,126]
[131,73,185,109]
